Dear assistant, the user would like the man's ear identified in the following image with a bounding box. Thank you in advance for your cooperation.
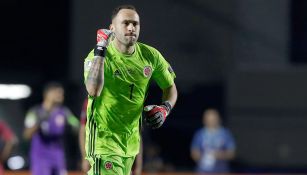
[109,24,114,32]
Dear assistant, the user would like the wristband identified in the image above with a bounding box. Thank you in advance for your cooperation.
[94,46,107,57]
[161,101,172,114]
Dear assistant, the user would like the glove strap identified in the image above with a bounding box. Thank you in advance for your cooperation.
[161,101,172,115]
[94,46,107,57]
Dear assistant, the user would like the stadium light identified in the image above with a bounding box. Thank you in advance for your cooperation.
[0,84,31,100]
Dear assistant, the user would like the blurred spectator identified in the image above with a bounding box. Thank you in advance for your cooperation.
[23,82,79,175]
[0,120,17,175]
[190,108,236,173]
[79,97,143,175]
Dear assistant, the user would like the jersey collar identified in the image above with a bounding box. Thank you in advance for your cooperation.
[110,41,138,58]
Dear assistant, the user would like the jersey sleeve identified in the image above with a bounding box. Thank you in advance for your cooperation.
[24,108,39,128]
[83,49,95,83]
[152,50,176,89]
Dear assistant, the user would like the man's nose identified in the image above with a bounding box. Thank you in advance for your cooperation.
[127,23,135,31]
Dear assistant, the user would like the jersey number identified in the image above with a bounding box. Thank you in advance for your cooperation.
[129,84,134,100]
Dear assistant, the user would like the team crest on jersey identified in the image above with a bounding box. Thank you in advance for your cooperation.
[143,66,152,78]
[104,161,113,170]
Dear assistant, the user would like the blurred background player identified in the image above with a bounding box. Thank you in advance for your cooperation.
[190,108,236,173]
[23,82,79,175]
[79,98,143,175]
[83,4,177,175]
[0,120,17,175]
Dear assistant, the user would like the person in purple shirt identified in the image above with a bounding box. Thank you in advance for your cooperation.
[23,82,79,175]
[191,108,236,173]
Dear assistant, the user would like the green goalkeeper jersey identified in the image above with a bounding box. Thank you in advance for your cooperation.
[84,41,176,158]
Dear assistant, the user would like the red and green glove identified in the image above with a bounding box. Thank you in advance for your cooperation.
[144,101,172,129]
[94,29,113,57]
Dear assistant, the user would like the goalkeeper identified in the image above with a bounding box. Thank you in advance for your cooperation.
[83,4,178,175]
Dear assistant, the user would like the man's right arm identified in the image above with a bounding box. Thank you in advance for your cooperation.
[85,29,112,97]
[85,56,105,97]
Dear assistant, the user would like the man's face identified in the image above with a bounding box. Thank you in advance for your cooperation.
[202,109,221,128]
[111,9,140,46]
[46,87,64,105]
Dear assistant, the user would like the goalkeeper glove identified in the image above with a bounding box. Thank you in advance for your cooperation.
[94,29,113,57]
[144,101,172,129]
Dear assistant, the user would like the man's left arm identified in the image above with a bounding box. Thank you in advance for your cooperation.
[162,83,178,108]
[144,48,177,129]
[144,83,177,129]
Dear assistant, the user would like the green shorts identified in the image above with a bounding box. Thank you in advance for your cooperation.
[87,155,135,175]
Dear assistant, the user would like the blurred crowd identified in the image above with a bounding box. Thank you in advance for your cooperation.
[0,82,236,174]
